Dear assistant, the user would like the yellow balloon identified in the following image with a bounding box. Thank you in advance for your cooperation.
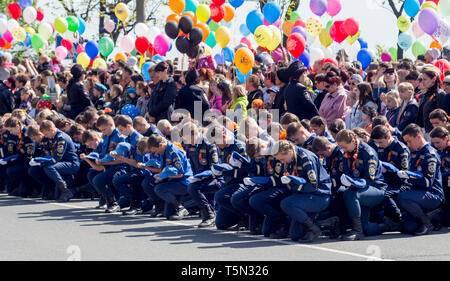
[25,26,35,36]
[254,25,271,48]
[115,3,129,22]
[196,5,211,24]
[319,28,332,48]
[266,25,281,51]
[215,26,230,49]
[346,30,360,45]
[306,17,323,37]
[204,45,213,56]
[93,58,107,69]
[77,52,90,69]
[421,2,437,10]
[397,15,410,32]
[12,27,26,42]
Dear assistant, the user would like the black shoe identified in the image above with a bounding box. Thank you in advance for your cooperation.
[414,215,434,236]
[341,218,364,241]
[317,216,340,239]
[426,208,443,231]
[96,197,107,209]
[380,216,400,233]
[301,218,322,243]
[29,189,41,198]
[198,206,216,228]
[8,188,19,196]
[105,199,121,213]
[122,207,142,216]
[169,204,189,220]
[149,208,164,218]
[56,183,73,202]
[269,225,289,239]
[250,226,262,235]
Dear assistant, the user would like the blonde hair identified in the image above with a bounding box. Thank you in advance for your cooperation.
[232,85,246,99]
[273,140,295,156]
[386,90,401,105]
[398,82,414,93]
[157,119,172,134]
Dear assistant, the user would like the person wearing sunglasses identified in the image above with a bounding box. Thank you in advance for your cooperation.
[347,74,363,92]
[318,72,349,127]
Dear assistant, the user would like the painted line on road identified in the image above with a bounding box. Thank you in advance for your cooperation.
[6,195,392,261]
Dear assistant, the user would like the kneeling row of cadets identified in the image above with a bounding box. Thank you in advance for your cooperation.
[0,112,449,242]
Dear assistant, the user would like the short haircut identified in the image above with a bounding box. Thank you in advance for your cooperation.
[81,130,102,144]
[39,120,56,132]
[398,82,414,93]
[69,123,86,138]
[336,129,357,143]
[310,116,327,128]
[54,118,72,130]
[430,126,449,139]
[329,118,345,134]
[157,119,172,133]
[273,140,295,156]
[27,125,41,137]
[372,116,388,127]
[311,136,332,153]
[429,109,448,122]
[402,123,423,138]
[246,137,261,158]
[147,134,167,148]
[115,115,133,128]
[286,122,303,139]
[4,117,21,128]
[371,125,391,140]
[96,115,114,128]
[136,137,149,155]
[280,113,300,126]
[111,84,123,95]
[133,116,148,128]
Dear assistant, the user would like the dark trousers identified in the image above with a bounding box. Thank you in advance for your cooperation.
[249,187,291,237]
[113,170,147,205]
[188,178,223,210]
[343,186,385,236]
[42,161,80,186]
[88,166,125,200]
[398,190,443,219]
[383,184,410,219]
[6,163,31,197]
[154,181,189,219]
[214,183,243,230]
[231,185,265,233]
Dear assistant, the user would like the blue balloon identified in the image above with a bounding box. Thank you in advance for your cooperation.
[19,0,33,8]
[214,53,225,65]
[222,20,232,28]
[142,61,154,81]
[236,68,252,83]
[357,48,373,70]
[153,55,164,61]
[78,18,86,35]
[240,24,250,37]
[223,46,234,63]
[169,42,173,52]
[398,32,412,50]
[121,104,139,120]
[358,38,368,49]
[263,2,281,24]
[85,41,99,60]
[56,35,63,47]
[404,0,420,18]
[299,51,310,68]
[291,26,307,40]
[230,0,244,8]
[246,10,264,34]
[185,0,198,13]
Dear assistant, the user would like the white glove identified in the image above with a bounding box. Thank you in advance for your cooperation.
[340,174,352,187]
[211,166,222,176]
[188,176,200,184]
[281,176,291,184]
[397,171,409,179]
[29,159,40,167]
[229,156,242,168]
[0,160,7,165]
[243,177,255,186]
[381,165,387,174]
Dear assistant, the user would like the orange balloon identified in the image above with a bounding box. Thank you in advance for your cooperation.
[115,52,127,62]
[234,47,254,75]
[169,0,185,15]
[195,22,210,42]
[223,4,235,22]
[3,42,11,50]
[182,11,197,25]
[430,41,443,50]
[166,14,180,24]
[282,21,294,37]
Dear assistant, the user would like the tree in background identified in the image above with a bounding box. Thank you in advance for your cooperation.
[377,0,406,60]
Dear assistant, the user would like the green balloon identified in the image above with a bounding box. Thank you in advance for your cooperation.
[31,34,44,51]
[289,11,301,24]
[55,17,68,34]
[326,21,334,33]
[66,16,79,32]
[131,48,138,57]
[205,32,216,48]
[412,41,427,58]
[209,21,220,32]
[388,47,397,61]
[438,0,450,17]
[98,37,114,57]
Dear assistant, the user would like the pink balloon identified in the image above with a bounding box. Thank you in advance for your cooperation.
[3,30,13,43]
[55,46,68,61]
[327,0,342,17]
[273,18,281,27]
[381,52,392,62]
[263,19,270,26]
[412,21,425,38]
[47,22,55,33]
[240,37,252,49]
[154,34,170,56]
[77,44,85,54]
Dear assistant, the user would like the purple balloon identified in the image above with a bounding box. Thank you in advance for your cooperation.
[418,8,439,35]
[310,0,328,16]
[291,26,307,40]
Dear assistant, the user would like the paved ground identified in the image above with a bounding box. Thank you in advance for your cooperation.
[1,193,449,261]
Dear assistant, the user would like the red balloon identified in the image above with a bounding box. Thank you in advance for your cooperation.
[434,59,450,81]
[212,0,226,5]
[61,39,73,51]
[330,20,347,43]
[0,37,5,48]
[240,37,252,49]
[323,58,339,67]
[148,43,157,56]
[76,44,85,54]
[286,33,306,59]
[294,19,306,28]
[210,3,225,23]
[36,10,44,22]
[343,18,359,36]
[135,36,150,54]
[426,0,440,4]
[7,3,22,20]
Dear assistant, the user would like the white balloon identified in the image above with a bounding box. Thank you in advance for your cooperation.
[309,48,324,63]
[135,22,149,37]
[121,35,135,53]
[23,7,37,24]
[0,19,7,34]
[104,19,115,33]
[127,56,137,66]
[321,45,333,58]
[306,33,316,46]
[147,26,161,43]
[7,19,19,31]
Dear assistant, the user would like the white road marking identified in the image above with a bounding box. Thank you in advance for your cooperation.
[4,195,392,261]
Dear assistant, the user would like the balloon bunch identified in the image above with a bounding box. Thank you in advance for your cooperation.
[250,3,282,52]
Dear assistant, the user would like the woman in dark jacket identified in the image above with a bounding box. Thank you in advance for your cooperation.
[67,64,92,120]
[175,68,210,122]
[272,67,289,119]
[147,61,178,123]
[416,69,447,133]
[245,74,264,109]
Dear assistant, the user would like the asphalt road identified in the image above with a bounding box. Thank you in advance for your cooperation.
[1,193,450,261]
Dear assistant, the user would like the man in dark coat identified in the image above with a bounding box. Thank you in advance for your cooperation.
[0,67,13,115]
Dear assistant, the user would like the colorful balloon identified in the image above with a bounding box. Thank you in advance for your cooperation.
[77,52,90,69]
[78,18,86,35]
[93,58,107,69]
[7,3,22,20]
[38,22,53,41]
[12,27,26,42]
[412,21,425,38]
[246,10,264,34]
[438,0,450,17]
[346,30,360,44]
[381,52,392,62]
[234,47,254,75]
[23,6,37,24]
[263,2,281,24]
[31,34,44,51]
[197,4,211,23]
[205,32,217,48]
[418,7,439,35]
[223,4,235,22]
[398,32,413,50]
[405,0,421,17]
[55,46,68,61]
[185,0,199,13]
[115,3,129,22]
[210,3,225,23]
[66,16,79,32]
[36,10,44,21]
[329,20,347,43]
[55,17,68,34]
[326,0,342,16]
[388,47,398,61]
[267,25,281,51]
[169,0,185,15]
[115,52,127,62]
[397,15,411,32]
[282,21,294,37]
[121,35,134,53]
[215,26,230,48]
[98,37,114,57]
[254,25,271,48]
[287,33,306,58]
[344,18,359,36]
[306,17,323,37]
[310,0,328,16]
[357,48,373,70]
[154,34,170,56]
[229,0,244,8]
[85,41,99,60]
[135,36,150,54]
[104,19,115,33]
[319,28,333,47]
